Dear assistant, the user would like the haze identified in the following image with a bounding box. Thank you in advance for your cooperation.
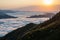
[0,0,60,12]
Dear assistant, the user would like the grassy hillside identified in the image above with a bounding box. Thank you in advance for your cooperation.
[2,23,37,40]
[21,12,60,40]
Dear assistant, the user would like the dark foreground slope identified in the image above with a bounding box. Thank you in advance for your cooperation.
[1,23,37,40]
[22,12,60,40]
[1,12,60,40]
[0,12,17,19]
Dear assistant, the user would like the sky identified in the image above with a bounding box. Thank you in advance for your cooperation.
[0,0,60,12]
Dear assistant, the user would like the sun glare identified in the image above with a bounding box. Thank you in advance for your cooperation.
[42,0,53,5]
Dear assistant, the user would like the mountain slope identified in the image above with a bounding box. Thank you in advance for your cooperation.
[21,12,60,40]
[2,23,37,40]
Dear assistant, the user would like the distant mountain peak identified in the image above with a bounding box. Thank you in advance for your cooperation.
[16,5,60,12]
[0,11,17,19]
[17,6,41,11]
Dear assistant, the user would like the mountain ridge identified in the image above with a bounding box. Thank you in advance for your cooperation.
[27,13,55,18]
[0,11,17,19]
[17,5,60,12]
[21,12,60,40]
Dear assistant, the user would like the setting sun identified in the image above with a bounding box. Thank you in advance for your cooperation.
[42,0,54,5]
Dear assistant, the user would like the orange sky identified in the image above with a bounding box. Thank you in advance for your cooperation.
[0,0,60,12]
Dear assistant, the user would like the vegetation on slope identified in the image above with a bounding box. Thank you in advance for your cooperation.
[21,12,60,40]
[2,23,37,40]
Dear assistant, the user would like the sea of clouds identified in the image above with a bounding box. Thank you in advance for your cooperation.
[0,12,49,37]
